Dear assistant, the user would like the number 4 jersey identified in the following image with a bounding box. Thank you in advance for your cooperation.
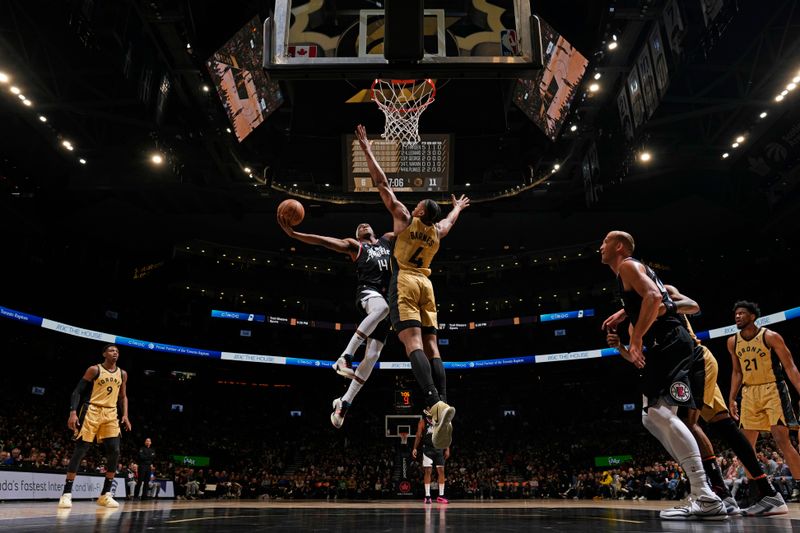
[355,236,393,295]
[392,217,440,277]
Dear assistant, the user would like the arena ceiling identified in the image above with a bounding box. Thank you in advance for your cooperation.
[1,0,799,256]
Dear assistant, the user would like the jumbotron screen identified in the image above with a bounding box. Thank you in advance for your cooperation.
[343,134,452,193]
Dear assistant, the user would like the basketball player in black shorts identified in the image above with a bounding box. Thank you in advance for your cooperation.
[600,231,725,520]
[413,410,450,504]
[606,285,787,516]
[356,124,469,449]
[278,215,393,428]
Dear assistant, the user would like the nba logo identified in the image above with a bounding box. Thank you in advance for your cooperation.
[500,30,519,56]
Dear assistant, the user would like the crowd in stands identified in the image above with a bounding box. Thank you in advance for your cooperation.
[3,400,800,504]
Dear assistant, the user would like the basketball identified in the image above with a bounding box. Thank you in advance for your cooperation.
[278,199,305,226]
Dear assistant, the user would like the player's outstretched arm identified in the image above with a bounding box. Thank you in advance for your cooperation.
[664,285,700,315]
[355,125,410,233]
[277,214,360,259]
[435,195,470,238]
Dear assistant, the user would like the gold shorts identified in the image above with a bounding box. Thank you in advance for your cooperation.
[740,381,799,432]
[389,269,437,332]
[697,347,729,422]
[77,404,120,442]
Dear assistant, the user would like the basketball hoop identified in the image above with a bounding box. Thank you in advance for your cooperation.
[399,431,410,446]
[371,79,436,145]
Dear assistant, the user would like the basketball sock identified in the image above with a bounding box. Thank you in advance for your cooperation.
[425,483,431,497]
[439,483,445,496]
[342,333,365,359]
[343,340,382,403]
[645,403,716,499]
[430,357,447,403]
[102,477,113,495]
[708,417,776,497]
[702,456,731,498]
[409,349,440,408]
[63,479,74,494]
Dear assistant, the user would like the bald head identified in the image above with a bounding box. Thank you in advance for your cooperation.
[607,231,635,256]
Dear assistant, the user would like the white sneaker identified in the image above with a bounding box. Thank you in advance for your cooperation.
[722,496,741,515]
[742,492,789,516]
[333,356,356,379]
[97,493,119,508]
[331,397,348,429]
[58,493,72,509]
[660,495,727,521]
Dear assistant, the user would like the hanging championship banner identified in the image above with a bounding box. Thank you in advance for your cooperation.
[649,25,669,98]
[663,0,686,59]
[627,68,645,129]
[637,46,659,117]
[617,87,634,140]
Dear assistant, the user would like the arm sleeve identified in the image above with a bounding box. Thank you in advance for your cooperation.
[70,379,92,411]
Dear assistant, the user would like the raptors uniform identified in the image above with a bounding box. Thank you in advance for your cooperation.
[617,258,696,408]
[76,364,123,443]
[390,217,440,332]
[421,412,445,468]
[354,235,393,342]
[683,316,729,421]
[735,328,799,432]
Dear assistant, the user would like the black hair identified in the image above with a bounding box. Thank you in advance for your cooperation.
[733,300,760,318]
[420,199,442,225]
[102,343,119,353]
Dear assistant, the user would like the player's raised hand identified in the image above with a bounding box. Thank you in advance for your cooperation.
[355,124,371,153]
[276,213,295,236]
[451,194,470,210]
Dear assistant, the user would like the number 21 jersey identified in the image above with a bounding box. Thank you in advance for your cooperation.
[735,328,786,385]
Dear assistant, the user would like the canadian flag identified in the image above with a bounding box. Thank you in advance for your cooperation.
[288,45,318,58]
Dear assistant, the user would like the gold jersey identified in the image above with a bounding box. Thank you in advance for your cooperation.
[392,217,440,277]
[89,364,123,408]
[735,328,785,386]
[681,315,701,345]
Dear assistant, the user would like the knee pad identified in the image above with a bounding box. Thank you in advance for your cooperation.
[103,437,121,467]
[67,440,92,472]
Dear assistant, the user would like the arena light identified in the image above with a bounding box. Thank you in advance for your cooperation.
[465,182,471,187]
[38,115,47,122]
[780,89,788,96]
[17,93,25,100]
[570,124,578,132]
[0,72,9,83]
[593,72,601,80]
[722,152,729,159]
[759,111,768,119]
[638,151,652,162]
[243,166,251,174]
[731,142,739,148]
[61,140,73,151]
[589,83,600,92]
[79,158,86,164]
[10,85,20,94]
[202,85,210,93]
[226,127,231,133]
[787,83,797,91]
[608,41,618,51]
[22,99,31,106]
[735,135,745,143]
[151,153,164,164]
[775,94,785,102]
[794,75,800,83]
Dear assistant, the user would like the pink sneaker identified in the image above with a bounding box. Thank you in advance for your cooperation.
[424,496,432,504]
[436,496,449,504]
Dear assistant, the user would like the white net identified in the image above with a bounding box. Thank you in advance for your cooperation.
[371,79,436,145]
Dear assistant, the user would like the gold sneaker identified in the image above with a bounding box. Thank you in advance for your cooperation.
[97,493,119,508]
[429,401,456,449]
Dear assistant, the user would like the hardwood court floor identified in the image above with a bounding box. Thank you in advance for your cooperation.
[0,499,798,532]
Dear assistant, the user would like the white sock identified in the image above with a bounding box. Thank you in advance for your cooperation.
[425,483,431,497]
[439,483,445,496]
[342,332,365,358]
[342,340,382,404]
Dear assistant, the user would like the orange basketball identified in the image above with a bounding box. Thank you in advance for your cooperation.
[278,199,305,226]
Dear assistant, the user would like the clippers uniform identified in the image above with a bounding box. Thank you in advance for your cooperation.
[421,412,445,468]
[390,217,440,332]
[735,328,799,431]
[76,364,123,442]
[353,235,393,342]
[617,258,696,408]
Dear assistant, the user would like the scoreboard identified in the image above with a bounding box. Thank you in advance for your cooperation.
[344,134,452,193]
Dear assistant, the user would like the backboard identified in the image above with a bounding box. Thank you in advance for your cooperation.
[264,0,542,79]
